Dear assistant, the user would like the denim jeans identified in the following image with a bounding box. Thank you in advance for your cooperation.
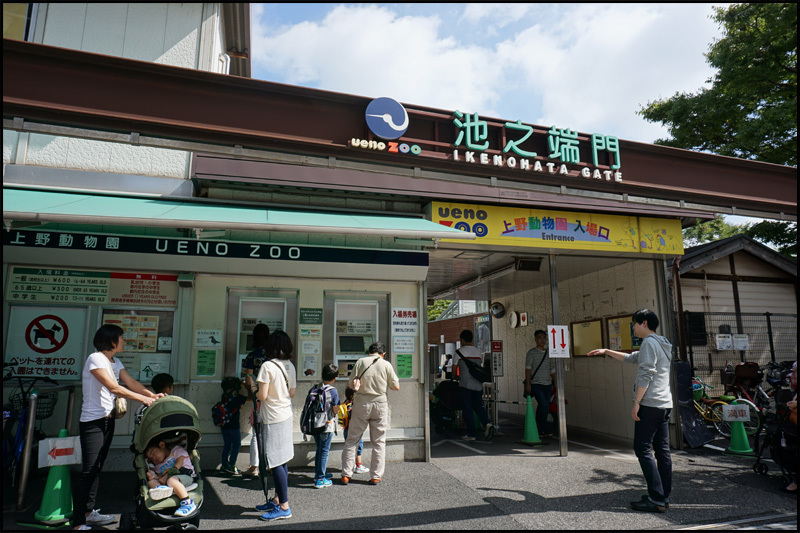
[530,384,552,434]
[458,387,490,438]
[313,431,333,480]
[221,428,241,468]
[633,405,672,505]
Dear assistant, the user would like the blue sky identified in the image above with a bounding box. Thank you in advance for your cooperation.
[249,3,767,226]
[250,3,728,145]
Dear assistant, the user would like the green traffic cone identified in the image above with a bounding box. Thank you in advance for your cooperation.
[34,429,73,524]
[521,395,542,445]
[724,401,754,456]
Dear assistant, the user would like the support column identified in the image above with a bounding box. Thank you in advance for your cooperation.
[550,254,568,457]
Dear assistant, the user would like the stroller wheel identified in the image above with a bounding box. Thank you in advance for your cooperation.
[754,463,769,475]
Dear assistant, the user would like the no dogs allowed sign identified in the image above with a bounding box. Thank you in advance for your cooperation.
[5,306,87,379]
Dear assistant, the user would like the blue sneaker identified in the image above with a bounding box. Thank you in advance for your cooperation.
[173,499,197,517]
[260,506,292,521]
[255,501,279,512]
[314,477,333,489]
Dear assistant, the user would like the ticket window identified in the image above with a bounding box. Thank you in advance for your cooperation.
[323,292,389,379]
[236,299,286,377]
[225,288,298,378]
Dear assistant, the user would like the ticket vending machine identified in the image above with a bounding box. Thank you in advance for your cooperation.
[323,292,389,379]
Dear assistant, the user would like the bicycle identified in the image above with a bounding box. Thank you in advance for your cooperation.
[2,371,60,488]
[691,376,730,437]
[718,362,764,437]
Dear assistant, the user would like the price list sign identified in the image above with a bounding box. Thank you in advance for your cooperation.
[8,267,110,304]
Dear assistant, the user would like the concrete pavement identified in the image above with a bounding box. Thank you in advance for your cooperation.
[4,414,796,530]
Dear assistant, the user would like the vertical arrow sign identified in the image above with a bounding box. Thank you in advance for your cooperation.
[547,325,570,358]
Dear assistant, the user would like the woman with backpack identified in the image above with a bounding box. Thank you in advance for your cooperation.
[254,331,297,522]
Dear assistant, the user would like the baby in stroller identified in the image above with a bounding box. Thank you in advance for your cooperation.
[124,395,204,530]
[144,438,198,516]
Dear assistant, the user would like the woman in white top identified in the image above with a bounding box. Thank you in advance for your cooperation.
[73,325,163,530]
[253,331,296,522]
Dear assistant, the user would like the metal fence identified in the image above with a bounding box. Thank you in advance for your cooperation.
[684,311,797,392]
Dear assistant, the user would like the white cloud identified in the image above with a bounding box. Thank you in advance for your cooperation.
[251,3,725,143]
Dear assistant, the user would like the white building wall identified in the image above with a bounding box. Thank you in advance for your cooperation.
[4,3,225,179]
[680,251,796,314]
[492,259,661,441]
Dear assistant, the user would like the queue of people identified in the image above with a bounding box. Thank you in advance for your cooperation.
[69,310,795,529]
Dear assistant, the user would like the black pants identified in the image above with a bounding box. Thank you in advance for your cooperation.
[633,405,672,505]
[73,417,115,526]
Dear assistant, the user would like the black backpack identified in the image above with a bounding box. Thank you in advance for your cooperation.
[299,383,336,440]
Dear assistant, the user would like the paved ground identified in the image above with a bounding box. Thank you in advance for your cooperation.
[4,414,796,530]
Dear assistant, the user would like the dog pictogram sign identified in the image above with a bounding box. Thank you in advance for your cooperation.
[25,315,69,354]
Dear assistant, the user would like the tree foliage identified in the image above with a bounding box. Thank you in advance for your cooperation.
[639,3,797,166]
[642,4,797,260]
[684,215,797,259]
[427,299,452,321]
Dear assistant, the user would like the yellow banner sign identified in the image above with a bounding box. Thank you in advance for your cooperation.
[430,202,683,254]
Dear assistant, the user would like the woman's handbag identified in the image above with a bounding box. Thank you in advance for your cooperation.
[112,396,128,419]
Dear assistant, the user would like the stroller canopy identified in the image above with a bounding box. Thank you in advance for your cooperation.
[132,395,202,454]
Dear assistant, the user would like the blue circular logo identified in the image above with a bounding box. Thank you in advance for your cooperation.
[365,97,409,140]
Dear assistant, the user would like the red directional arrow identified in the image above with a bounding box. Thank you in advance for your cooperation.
[560,329,566,349]
[48,446,75,459]
[550,328,557,349]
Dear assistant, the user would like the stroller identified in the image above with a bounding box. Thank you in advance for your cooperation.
[430,379,462,436]
[122,396,204,530]
[753,406,797,486]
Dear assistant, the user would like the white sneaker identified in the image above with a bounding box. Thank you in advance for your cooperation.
[74,526,91,531]
[148,485,173,500]
[185,482,198,492]
[85,509,115,526]
[354,465,370,475]
[461,435,476,441]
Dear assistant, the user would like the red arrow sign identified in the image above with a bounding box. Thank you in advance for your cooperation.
[560,329,566,349]
[550,328,557,349]
[48,446,75,459]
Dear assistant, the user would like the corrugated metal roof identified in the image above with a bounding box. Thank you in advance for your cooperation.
[221,3,251,78]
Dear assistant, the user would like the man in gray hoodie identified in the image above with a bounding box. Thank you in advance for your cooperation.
[588,309,673,513]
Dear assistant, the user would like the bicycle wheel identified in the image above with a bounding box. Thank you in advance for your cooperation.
[710,402,730,438]
[733,398,763,436]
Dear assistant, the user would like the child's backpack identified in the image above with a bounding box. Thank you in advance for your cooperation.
[300,383,336,440]
[211,397,239,428]
[336,402,350,430]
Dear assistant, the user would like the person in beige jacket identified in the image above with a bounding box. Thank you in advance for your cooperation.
[340,342,400,485]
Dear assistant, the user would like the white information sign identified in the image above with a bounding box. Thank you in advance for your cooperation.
[391,308,419,335]
[393,336,415,354]
[732,334,750,350]
[38,436,82,467]
[195,329,223,349]
[722,403,750,422]
[715,334,733,351]
[5,306,88,379]
[547,325,571,358]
